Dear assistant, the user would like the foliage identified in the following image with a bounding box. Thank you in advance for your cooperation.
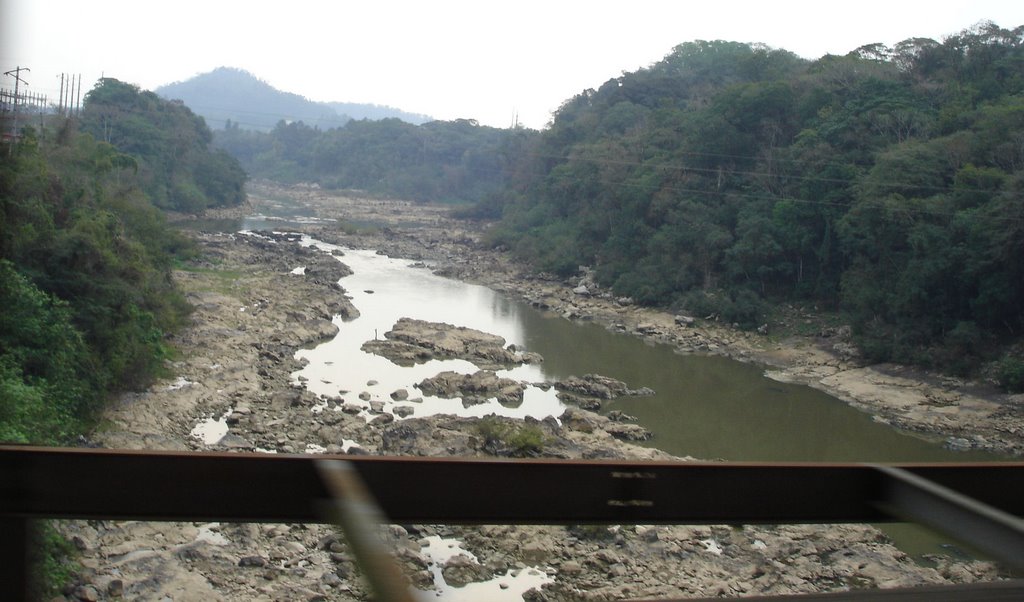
[78,78,247,212]
[214,117,539,203]
[476,417,546,457]
[1,116,192,444]
[996,355,1024,393]
[478,25,1024,373]
[0,261,92,443]
[29,522,78,600]
[567,524,616,541]
[3,104,207,596]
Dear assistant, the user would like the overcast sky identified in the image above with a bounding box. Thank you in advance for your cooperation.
[2,1,1021,129]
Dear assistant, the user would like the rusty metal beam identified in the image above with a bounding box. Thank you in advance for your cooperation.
[5,446,1024,602]
[2,446,1023,526]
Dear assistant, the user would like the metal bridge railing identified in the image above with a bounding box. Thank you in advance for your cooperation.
[3,445,1023,601]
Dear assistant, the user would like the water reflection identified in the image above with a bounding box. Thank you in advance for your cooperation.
[294,241,1000,464]
[295,246,565,422]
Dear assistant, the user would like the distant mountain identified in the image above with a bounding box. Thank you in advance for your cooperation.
[156,67,431,131]
[323,101,431,125]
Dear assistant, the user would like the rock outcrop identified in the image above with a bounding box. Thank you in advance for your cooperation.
[361,317,542,369]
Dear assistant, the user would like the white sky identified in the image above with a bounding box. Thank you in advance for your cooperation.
[2,1,1021,129]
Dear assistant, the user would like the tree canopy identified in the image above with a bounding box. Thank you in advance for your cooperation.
[2,113,195,443]
[214,116,538,203]
[79,78,247,212]
[481,25,1024,378]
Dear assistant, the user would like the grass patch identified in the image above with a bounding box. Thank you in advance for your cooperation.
[30,522,79,599]
[173,259,249,296]
[476,417,546,457]
[762,303,848,339]
[996,355,1024,393]
[333,219,379,235]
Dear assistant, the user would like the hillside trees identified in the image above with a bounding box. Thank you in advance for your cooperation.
[79,78,247,212]
[1,121,192,443]
[483,25,1024,374]
[214,116,539,203]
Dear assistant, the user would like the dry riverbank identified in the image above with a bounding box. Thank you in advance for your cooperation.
[56,184,1019,601]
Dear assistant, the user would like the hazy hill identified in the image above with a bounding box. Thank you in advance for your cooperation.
[156,67,431,131]
[325,101,432,125]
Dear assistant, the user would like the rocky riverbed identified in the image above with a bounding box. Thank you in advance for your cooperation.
[281,181,1024,459]
[56,184,1020,601]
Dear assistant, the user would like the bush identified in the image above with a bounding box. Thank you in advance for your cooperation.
[568,524,615,541]
[505,425,546,456]
[30,522,78,599]
[679,288,767,330]
[996,356,1024,393]
[0,261,94,444]
[475,417,546,457]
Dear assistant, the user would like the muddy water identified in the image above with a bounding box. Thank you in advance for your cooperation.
[288,242,1006,562]
[298,244,998,464]
[295,245,565,423]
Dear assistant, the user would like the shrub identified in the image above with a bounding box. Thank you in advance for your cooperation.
[475,417,546,457]
[996,356,1024,393]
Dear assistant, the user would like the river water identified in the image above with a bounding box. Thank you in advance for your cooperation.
[286,240,1004,563]
[186,215,1003,564]
[294,243,997,464]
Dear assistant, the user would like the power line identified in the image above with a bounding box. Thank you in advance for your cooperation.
[4,66,30,150]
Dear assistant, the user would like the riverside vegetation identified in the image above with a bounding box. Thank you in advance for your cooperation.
[2,77,246,445]
[0,77,246,595]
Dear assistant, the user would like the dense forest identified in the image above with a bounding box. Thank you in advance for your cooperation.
[215,116,535,203]
[480,23,1024,385]
[0,78,246,445]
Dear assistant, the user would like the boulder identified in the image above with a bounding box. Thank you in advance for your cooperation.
[442,554,492,587]
[216,433,254,449]
[604,423,653,442]
[361,318,542,370]
[556,374,629,399]
[416,370,525,406]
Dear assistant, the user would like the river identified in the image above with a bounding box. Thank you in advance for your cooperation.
[282,239,1003,563]
[292,244,998,464]
[185,213,1002,563]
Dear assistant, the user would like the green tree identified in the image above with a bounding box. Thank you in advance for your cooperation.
[79,78,247,211]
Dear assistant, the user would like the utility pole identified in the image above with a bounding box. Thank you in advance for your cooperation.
[75,74,82,116]
[58,73,65,115]
[4,66,30,153]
